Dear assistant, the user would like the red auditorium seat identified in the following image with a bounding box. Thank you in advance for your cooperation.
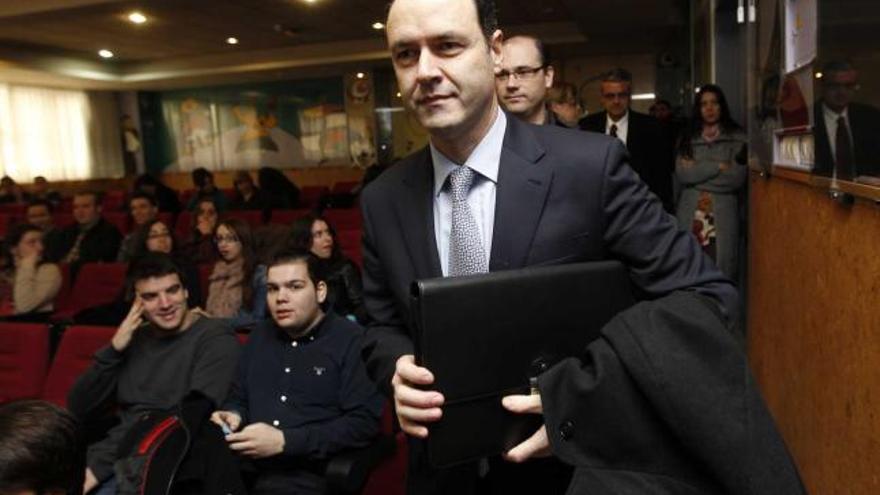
[299,186,329,208]
[331,181,361,196]
[268,209,310,226]
[224,210,264,227]
[54,212,75,228]
[0,323,50,404]
[102,190,126,211]
[0,213,14,237]
[53,262,127,320]
[57,198,73,212]
[175,211,194,239]
[156,212,175,230]
[41,325,115,406]
[324,209,363,231]
[103,212,130,234]
[0,203,26,216]
[361,403,407,495]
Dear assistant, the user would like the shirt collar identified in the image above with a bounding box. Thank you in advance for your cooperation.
[607,110,629,128]
[431,110,506,197]
[823,103,848,121]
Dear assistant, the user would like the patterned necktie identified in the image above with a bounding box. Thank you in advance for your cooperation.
[447,165,488,276]
[609,123,618,138]
[835,116,854,180]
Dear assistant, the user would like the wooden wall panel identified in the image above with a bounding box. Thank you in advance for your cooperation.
[748,172,880,495]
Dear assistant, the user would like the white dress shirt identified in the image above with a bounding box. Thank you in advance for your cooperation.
[822,103,853,173]
[605,111,630,145]
[430,110,506,276]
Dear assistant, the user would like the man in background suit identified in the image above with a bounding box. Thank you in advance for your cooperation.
[362,0,803,494]
[579,69,674,211]
[495,35,557,126]
[813,61,880,180]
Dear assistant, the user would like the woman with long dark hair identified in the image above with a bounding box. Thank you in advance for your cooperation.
[675,84,748,280]
[0,223,61,319]
[205,218,266,327]
[289,214,367,323]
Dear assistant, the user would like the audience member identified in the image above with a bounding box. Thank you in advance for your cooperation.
[53,191,122,275]
[650,99,685,167]
[579,68,674,211]
[0,400,85,495]
[258,166,300,209]
[133,173,182,213]
[182,197,220,264]
[26,199,64,261]
[30,176,63,208]
[495,35,556,125]
[117,191,159,262]
[187,167,229,211]
[813,60,880,179]
[206,218,267,328]
[230,170,271,213]
[68,253,240,494]
[0,223,62,320]
[290,214,367,323]
[0,176,26,204]
[546,82,583,128]
[675,84,747,281]
[211,249,382,494]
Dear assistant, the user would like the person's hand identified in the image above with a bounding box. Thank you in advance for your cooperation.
[719,161,731,172]
[210,410,242,433]
[83,467,99,493]
[226,422,285,458]
[111,298,145,352]
[17,250,40,269]
[392,354,444,438]
[501,394,552,463]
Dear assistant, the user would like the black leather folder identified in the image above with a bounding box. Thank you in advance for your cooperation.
[411,261,635,468]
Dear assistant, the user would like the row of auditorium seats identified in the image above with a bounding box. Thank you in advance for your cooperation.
[0,321,404,495]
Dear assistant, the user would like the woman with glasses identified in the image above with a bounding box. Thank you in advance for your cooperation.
[0,223,62,321]
[675,84,748,281]
[289,214,367,323]
[205,218,267,328]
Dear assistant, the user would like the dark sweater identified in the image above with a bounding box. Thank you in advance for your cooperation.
[224,313,383,471]
[67,316,240,481]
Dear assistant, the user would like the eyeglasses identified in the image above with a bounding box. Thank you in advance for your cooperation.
[214,235,239,244]
[495,65,545,82]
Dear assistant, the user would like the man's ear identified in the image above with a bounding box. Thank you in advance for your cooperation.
[490,29,504,66]
[545,65,555,89]
[316,280,328,304]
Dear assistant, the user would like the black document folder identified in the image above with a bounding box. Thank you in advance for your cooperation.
[411,261,635,468]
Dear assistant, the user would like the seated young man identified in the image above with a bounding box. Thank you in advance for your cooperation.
[211,249,383,495]
[68,253,241,494]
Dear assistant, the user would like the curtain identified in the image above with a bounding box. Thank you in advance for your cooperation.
[0,84,123,181]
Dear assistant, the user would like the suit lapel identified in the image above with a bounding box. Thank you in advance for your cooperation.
[490,117,552,270]
[398,148,443,278]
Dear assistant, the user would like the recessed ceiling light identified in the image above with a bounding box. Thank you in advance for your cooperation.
[226,37,239,45]
[396,92,401,98]
[372,22,384,30]
[815,72,823,79]
[128,12,147,24]
[98,49,114,59]
[356,72,365,79]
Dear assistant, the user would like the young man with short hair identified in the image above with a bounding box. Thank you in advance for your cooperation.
[68,253,240,494]
[117,191,159,261]
[212,249,382,495]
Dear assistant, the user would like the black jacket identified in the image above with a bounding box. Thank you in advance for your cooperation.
[579,110,674,211]
[813,101,880,179]
[48,218,122,273]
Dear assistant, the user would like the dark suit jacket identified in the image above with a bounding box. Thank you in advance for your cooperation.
[579,110,674,211]
[51,218,122,274]
[813,101,880,178]
[360,115,754,493]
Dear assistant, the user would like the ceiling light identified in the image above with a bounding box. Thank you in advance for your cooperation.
[815,72,823,79]
[128,12,147,24]
[396,92,401,98]
[631,92,656,101]
[226,37,239,45]
[98,49,114,59]
[356,72,365,79]
[372,22,385,30]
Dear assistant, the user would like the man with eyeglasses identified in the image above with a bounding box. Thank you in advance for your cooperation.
[494,36,558,126]
[579,68,674,211]
[813,60,880,180]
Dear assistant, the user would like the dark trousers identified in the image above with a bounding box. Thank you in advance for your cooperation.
[250,470,327,495]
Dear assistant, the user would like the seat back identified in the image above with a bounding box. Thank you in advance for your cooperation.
[268,209,311,226]
[324,209,363,231]
[0,323,50,403]
[42,325,116,406]
[54,263,127,319]
[223,210,264,227]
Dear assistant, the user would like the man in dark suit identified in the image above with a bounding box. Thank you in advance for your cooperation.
[363,1,803,494]
[50,192,122,275]
[813,61,880,180]
[579,69,675,211]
